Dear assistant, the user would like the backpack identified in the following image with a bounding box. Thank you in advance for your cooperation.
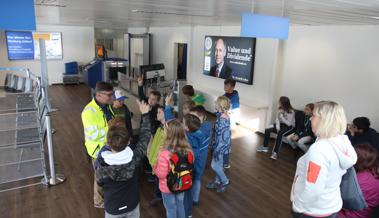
[167,150,194,193]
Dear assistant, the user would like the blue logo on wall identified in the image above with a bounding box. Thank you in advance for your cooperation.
[6,31,35,60]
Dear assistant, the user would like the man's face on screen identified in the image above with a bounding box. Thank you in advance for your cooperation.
[215,39,226,65]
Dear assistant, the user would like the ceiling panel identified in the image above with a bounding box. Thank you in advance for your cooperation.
[34,0,379,28]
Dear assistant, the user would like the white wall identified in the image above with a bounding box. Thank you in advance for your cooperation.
[188,26,279,131]
[279,25,379,130]
[128,26,192,81]
[0,24,95,84]
[126,24,379,132]
[188,26,278,109]
[128,25,278,131]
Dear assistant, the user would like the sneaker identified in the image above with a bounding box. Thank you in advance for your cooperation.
[224,164,231,169]
[270,152,278,160]
[94,202,104,208]
[216,180,231,193]
[288,141,297,149]
[256,145,269,153]
[206,181,219,189]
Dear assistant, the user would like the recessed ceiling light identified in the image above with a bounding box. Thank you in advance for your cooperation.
[371,16,379,20]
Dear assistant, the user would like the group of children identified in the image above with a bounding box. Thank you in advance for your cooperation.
[256,97,379,218]
[89,77,379,218]
[257,96,316,160]
[94,76,241,218]
[258,95,379,161]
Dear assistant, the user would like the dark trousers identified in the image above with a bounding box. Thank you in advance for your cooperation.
[292,211,337,218]
[153,176,162,199]
[184,189,193,218]
[263,123,295,154]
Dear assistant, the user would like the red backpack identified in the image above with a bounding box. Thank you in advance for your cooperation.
[167,150,194,193]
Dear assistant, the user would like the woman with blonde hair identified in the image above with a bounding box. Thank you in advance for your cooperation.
[291,101,357,218]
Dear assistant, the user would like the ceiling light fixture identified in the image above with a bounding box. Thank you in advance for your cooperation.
[334,0,372,7]
[35,0,66,7]
[131,9,213,17]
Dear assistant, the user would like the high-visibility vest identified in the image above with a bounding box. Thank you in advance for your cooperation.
[81,99,114,159]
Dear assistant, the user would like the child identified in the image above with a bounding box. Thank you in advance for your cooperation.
[189,106,213,204]
[206,96,231,193]
[147,105,166,171]
[107,117,126,129]
[223,78,240,126]
[93,117,127,166]
[137,74,162,181]
[137,75,162,134]
[112,89,133,136]
[93,117,127,207]
[347,117,379,151]
[182,100,196,116]
[154,119,193,218]
[183,114,207,217]
[182,85,205,106]
[223,78,240,168]
[95,100,151,218]
[165,96,208,217]
[287,103,315,152]
[189,106,213,156]
[257,96,296,160]
[146,105,166,206]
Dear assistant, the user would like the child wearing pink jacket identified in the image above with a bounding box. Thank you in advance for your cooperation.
[154,119,193,218]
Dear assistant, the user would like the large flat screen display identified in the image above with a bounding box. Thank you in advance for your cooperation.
[203,36,256,85]
[6,31,63,60]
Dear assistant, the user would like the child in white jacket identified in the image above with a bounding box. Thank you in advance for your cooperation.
[291,101,357,218]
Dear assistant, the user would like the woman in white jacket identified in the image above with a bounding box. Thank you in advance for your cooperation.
[291,101,357,218]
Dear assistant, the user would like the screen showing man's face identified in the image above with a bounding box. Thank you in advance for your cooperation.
[214,39,226,65]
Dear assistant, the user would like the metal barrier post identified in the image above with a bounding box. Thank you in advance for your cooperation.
[45,114,65,185]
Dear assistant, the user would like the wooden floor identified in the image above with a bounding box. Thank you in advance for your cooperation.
[0,85,298,218]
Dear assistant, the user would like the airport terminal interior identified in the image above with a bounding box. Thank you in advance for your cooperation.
[1,0,379,218]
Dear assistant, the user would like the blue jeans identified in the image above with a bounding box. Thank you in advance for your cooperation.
[223,153,230,166]
[211,156,229,184]
[184,189,193,218]
[162,192,185,218]
[192,179,201,203]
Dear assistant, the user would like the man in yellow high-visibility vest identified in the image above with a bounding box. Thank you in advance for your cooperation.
[81,82,114,208]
